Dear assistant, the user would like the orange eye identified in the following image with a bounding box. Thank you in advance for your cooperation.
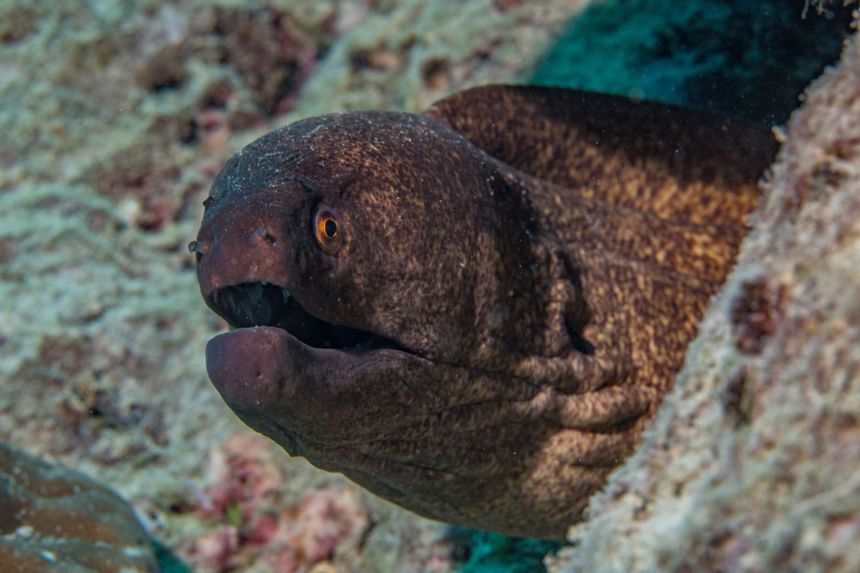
[313,207,344,254]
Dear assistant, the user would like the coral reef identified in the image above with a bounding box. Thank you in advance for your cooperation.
[1,0,855,570]
[0,442,158,572]
[809,0,859,15]
[0,1,586,571]
[289,0,589,116]
[181,433,370,573]
[551,28,860,573]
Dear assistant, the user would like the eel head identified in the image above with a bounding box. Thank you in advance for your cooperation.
[193,111,631,539]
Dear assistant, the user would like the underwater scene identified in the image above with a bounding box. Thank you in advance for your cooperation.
[1,1,858,572]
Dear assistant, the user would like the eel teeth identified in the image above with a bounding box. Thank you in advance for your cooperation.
[246,282,271,324]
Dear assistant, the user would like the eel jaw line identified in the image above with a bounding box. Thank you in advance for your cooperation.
[206,280,405,353]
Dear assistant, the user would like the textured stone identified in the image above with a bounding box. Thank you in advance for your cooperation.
[551,28,860,573]
[0,443,158,573]
[0,1,590,571]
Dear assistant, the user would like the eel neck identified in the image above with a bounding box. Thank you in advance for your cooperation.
[524,173,748,395]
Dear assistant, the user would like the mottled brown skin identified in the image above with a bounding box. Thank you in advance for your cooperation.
[193,86,777,539]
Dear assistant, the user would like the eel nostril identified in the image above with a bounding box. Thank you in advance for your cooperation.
[255,225,277,246]
[188,240,208,262]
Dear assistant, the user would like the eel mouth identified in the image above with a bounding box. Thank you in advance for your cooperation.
[207,281,402,353]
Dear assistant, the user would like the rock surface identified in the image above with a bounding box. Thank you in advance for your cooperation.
[0,1,585,571]
[1,1,856,571]
[0,443,158,573]
[551,28,860,573]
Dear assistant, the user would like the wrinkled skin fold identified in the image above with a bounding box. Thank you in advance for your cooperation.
[194,85,777,539]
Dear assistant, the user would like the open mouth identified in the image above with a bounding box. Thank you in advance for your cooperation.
[207,281,402,352]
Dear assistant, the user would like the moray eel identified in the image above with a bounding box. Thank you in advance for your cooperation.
[192,85,777,539]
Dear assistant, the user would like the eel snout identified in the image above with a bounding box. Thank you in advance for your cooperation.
[194,201,293,307]
[195,193,401,353]
[194,194,413,458]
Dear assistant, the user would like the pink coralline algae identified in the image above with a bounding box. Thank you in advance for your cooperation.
[182,433,369,573]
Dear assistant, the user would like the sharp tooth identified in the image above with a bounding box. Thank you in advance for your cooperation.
[282,287,291,303]
[228,293,240,317]
[260,280,268,286]
[248,282,262,303]
[244,284,260,323]
[258,298,271,324]
[212,290,220,304]
[254,284,272,324]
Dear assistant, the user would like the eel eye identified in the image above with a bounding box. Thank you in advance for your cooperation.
[313,207,344,255]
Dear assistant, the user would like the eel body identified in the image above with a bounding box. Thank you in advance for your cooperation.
[193,85,777,539]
